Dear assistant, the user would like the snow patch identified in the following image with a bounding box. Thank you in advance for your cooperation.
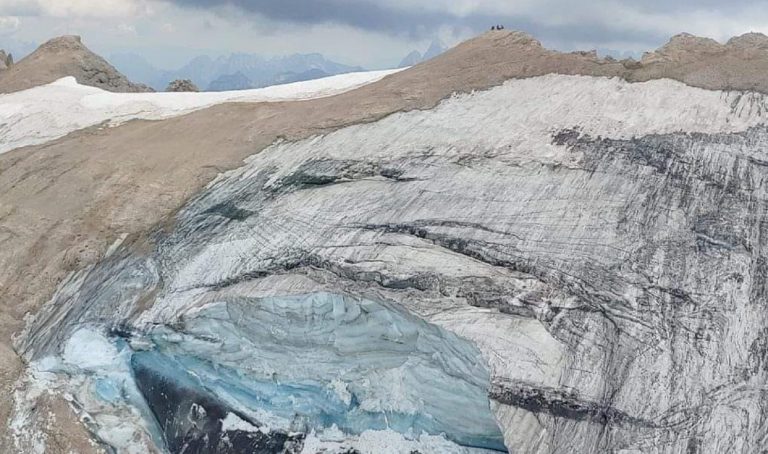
[62,328,119,369]
[301,427,500,454]
[0,68,403,154]
[220,412,267,434]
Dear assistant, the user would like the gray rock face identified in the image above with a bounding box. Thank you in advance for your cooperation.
[13,72,768,452]
[165,79,199,92]
[0,50,12,71]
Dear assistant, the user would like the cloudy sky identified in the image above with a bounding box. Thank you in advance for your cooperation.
[0,0,766,69]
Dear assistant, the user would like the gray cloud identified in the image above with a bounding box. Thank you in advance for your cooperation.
[8,0,764,68]
[616,0,756,13]
[171,0,454,38]
[167,0,680,45]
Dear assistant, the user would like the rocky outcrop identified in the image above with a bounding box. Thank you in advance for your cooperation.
[0,35,152,93]
[0,51,12,71]
[727,32,768,50]
[165,78,199,92]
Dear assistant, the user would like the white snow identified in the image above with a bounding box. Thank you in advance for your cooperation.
[0,68,403,154]
[3,72,763,159]
[220,412,266,433]
[300,427,498,454]
[62,328,120,369]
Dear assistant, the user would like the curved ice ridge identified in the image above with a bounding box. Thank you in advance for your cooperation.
[31,293,506,453]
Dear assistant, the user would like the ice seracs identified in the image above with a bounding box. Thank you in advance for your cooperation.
[23,294,505,453]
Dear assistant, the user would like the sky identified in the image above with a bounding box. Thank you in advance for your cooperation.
[0,0,767,70]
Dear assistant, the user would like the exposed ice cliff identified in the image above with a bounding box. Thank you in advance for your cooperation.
[24,294,505,453]
[12,71,768,453]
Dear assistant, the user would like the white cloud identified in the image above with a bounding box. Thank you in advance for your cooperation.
[117,23,136,35]
[0,15,19,34]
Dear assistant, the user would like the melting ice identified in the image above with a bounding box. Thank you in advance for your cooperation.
[34,292,507,453]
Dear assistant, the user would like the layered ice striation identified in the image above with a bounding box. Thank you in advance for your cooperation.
[30,293,505,453]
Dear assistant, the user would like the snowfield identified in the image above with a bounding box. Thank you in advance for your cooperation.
[0,68,403,154]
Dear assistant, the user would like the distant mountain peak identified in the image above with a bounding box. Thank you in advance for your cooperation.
[399,38,447,68]
[110,51,362,92]
[423,39,446,60]
[398,50,423,68]
[207,71,253,91]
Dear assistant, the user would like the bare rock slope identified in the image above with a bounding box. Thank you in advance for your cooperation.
[6,30,768,453]
[0,35,151,93]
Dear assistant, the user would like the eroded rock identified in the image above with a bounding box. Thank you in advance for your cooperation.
[166,79,199,92]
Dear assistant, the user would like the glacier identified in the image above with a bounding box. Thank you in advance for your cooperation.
[14,73,768,453]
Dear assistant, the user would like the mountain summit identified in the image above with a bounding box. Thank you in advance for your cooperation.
[0,35,152,93]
